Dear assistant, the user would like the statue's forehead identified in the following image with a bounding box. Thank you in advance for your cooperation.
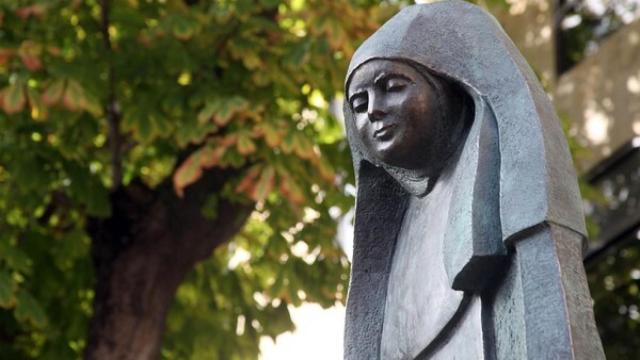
[347,59,421,97]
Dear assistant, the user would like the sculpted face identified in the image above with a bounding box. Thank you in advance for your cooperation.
[348,59,456,174]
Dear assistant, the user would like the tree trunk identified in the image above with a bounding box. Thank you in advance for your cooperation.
[84,170,252,360]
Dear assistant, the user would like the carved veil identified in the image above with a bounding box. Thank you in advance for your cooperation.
[342,1,586,358]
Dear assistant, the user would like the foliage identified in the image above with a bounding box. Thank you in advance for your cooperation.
[588,242,640,360]
[557,0,640,72]
[0,0,399,358]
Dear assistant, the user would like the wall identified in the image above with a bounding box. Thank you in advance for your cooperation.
[554,21,640,170]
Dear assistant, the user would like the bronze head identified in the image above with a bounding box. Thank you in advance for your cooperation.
[347,59,470,182]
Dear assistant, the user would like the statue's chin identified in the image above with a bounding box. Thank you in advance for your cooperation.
[369,136,438,175]
[371,145,417,170]
[375,151,435,179]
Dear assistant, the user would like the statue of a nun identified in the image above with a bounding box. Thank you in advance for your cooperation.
[343,1,605,359]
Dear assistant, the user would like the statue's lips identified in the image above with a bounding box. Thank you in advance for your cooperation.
[373,124,396,140]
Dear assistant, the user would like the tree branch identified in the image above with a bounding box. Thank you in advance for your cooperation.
[100,0,123,189]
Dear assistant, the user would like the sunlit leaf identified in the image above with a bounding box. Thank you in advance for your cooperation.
[83,92,104,117]
[17,40,42,71]
[252,166,274,202]
[174,157,202,197]
[62,80,86,112]
[16,4,47,20]
[2,81,26,114]
[42,79,65,106]
[202,145,228,169]
[235,165,262,196]
[259,121,284,148]
[278,169,305,206]
[237,132,256,155]
[27,88,47,120]
[172,15,200,41]
[317,157,336,183]
[292,132,314,159]
[0,48,13,66]
[217,97,249,126]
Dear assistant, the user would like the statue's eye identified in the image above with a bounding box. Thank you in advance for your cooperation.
[386,78,407,92]
[351,96,368,113]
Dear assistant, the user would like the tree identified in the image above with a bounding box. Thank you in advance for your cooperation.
[0,0,398,358]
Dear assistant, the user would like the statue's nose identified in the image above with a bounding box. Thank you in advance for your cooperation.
[367,94,386,121]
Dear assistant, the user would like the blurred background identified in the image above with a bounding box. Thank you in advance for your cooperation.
[0,0,638,359]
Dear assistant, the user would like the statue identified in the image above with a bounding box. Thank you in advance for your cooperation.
[342,2,606,359]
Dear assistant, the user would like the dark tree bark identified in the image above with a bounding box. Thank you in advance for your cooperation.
[83,169,252,360]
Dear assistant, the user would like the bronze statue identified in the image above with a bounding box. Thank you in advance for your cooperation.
[343,2,605,359]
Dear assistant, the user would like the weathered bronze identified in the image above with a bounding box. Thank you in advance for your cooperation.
[347,59,467,180]
[343,2,605,359]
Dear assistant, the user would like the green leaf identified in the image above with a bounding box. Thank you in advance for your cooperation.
[229,38,264,70]
[262,302,294,339]
[259,121,284,148]
[27,88,47,120]
[62,80,86,112]
[15,290,47,328]
[171,15,200,41]
[197,101,218,124]
[55,229,89,267]
[236,132,256,155]
[65,162,111,217]
[42,79,65,106]
[260,0,281,9]
[252,165,274,202]
[0,241,31,274]
[17,40,42,71]
[0,270,16,308]
[137,114,155,142]
[83,92,103,117]
[292,132,314,159]
[2,81,26,114]
[12,154,51,191]
[201,97,250,127]
[173,149,204,197]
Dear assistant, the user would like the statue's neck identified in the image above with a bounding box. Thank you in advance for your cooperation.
[388,170,434,197]
[385,149,458,198]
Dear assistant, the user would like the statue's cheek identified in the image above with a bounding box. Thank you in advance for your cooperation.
[386,93,410,111]
[354,116,375,145]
